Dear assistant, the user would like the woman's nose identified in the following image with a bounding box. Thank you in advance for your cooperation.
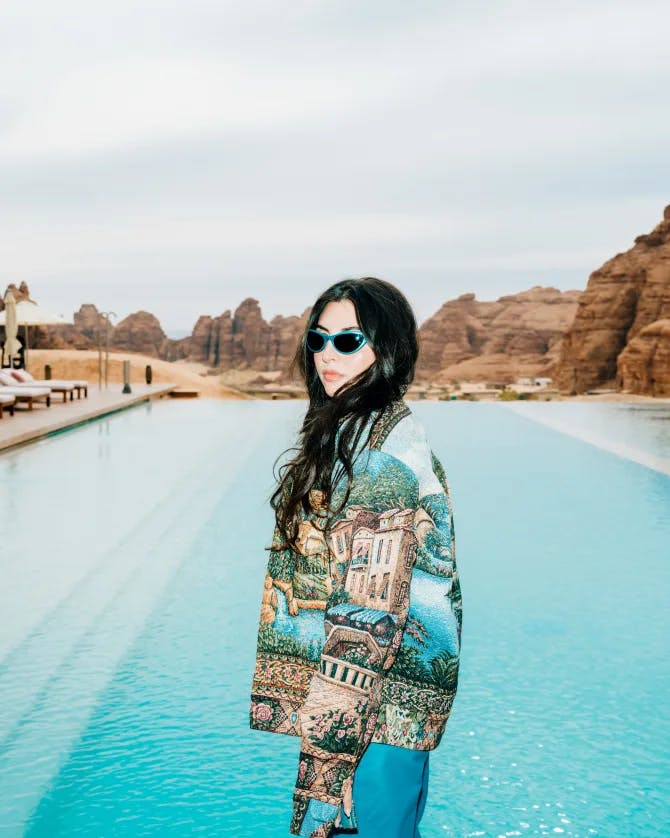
[321,340,339,363]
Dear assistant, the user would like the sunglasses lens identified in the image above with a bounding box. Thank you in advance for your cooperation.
[333,332,366,353]
[306,330,327,352]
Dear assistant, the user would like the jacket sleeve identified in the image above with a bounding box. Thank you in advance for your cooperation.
[289,455,421,837]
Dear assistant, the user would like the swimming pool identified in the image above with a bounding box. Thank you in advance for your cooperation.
[1,399,668,837]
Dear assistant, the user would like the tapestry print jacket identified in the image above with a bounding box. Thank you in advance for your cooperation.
[249,398,463,836]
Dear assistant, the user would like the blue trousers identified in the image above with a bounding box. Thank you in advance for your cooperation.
[332,743,430,838]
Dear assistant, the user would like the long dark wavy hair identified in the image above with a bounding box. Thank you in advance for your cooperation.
[268,277,419,555]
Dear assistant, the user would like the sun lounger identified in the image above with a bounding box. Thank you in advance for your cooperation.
[0,392,16,418]
[8,368,89,399]
[0,383,51,409]
[0,373,75,402]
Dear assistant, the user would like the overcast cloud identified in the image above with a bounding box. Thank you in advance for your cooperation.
[1,0,668,335]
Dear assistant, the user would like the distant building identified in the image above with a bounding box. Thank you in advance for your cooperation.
[515,376,552,387]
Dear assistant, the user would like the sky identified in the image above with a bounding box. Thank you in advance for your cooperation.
[1,0,669,337]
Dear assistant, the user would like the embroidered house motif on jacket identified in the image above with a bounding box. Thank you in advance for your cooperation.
[249,398,462,836]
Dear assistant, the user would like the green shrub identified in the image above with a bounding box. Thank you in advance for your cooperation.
[499,388,520,401]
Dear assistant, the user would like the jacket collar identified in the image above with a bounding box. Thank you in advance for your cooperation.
[369,397,412,450]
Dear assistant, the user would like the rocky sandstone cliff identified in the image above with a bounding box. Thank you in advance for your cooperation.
[2,283,582,384]
[185,288,580,382]
[553,206,670,395]
[1,281,31,305]
[188,299,308,371]
[416,286,581,384]
[110,311,169,357]
[617,318,670,396]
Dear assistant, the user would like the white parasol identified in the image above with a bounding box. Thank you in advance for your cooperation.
[0,298,73,368]
[1,290,22,366]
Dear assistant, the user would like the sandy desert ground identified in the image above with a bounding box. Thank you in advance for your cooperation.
[22,349,250,399]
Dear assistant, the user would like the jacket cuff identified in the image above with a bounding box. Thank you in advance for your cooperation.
[290,792,358,836]
[335,797,358,831]
[290,796,339,836]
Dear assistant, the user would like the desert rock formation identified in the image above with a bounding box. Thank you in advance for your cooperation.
[417,286,581,384]
[110,311,169,357]
[617,318,670,396]
[554,206,670,395]
[2,282,582,384]
[187,298,308,371]
[1,281,31,305]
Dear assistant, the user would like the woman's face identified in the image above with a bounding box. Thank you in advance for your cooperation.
[311,299,377,398]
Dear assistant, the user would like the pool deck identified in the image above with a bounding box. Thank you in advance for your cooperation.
[0,382,179,453]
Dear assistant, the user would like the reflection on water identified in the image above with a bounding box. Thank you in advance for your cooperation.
[503,401,670,474]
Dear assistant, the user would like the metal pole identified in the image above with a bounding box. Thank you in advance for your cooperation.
[105,319,109,389]
[97,324,102,390]
[100,311,116,390]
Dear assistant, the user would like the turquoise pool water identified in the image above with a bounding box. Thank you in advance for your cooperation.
[0,400,668,837]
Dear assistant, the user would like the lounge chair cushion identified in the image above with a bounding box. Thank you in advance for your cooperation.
[0,386,51,396]
[12,370,87,388]
[10,369,32,383]
[10,380,73,390]
[0,371,19,386]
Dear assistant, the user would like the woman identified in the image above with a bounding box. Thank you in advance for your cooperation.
[249,278,462,837]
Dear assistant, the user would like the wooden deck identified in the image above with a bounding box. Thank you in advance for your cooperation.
[0,383,180,453]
